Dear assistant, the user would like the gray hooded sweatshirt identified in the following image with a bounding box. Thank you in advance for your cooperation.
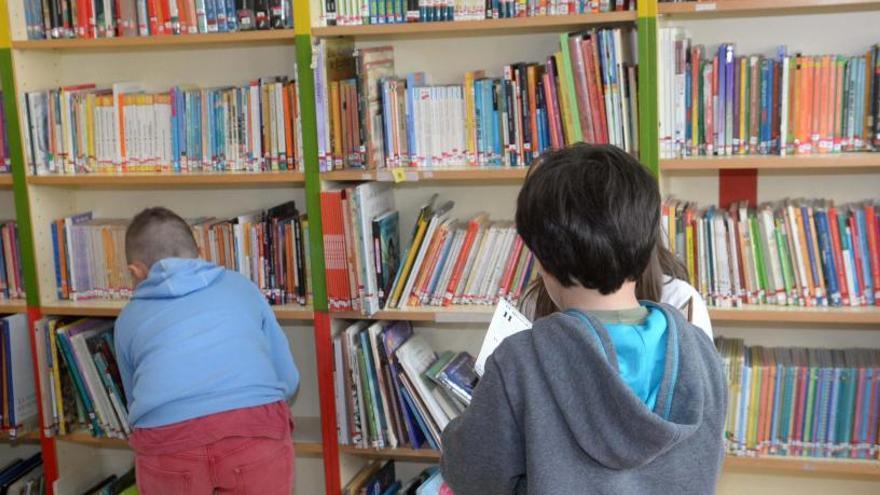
[440,302,726,495]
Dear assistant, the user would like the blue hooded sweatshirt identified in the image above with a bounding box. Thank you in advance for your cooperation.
[114,258,299,428]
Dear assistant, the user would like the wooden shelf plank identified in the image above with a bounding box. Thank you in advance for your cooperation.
[27,171,305,188]
[658,0,880,17]
[333,306,495,323]
[660,153,880,172]
[11,30,296,50]
[40,299,314,320]
[322,167,529,183]
[0,430,41,444]
[0,175,12,188]
[56,416,323,456]
[311,12,637,39]
[709,305,880,326]
[338,447,880,478]
[0,299,27,314]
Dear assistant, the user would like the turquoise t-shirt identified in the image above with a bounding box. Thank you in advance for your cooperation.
[576,306,669,410]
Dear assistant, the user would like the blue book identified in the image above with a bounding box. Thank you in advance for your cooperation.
[380,481,401,495]
[398,380,437,450]
[769,351,784,452]
[424,229,454,302]
[359,330,388,448]
[49,222,63,300]
[205,0,218,32]
[815,210,841,306]
[800,206,824,305]
[56,332,103,437]
[854,207,875,305]
[380,80,394,165]
[226,0,238,31]
[405,73,426,167]
[826,356,842,453]
[170,88,179,172]
[839,212,861,302]
[491,81,501,165]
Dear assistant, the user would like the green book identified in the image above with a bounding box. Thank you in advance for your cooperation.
[558,33,583,142]
[774,215,796,303]
[749,214,768,301]
[357,345,380,447]
[803,350,819,448]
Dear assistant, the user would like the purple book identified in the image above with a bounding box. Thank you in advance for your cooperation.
[725,44,735,156]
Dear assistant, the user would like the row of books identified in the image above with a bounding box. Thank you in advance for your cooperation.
[661,198,880,308]
[51,201,310,305]
[313,28,638,171]
[1,222,25,301]
[0,453,44,494]
[321,0,635,26]
[22,0,294,40]
[0,91,11,174]
[659,29,880,158]
[333,320,477,450]
[345,462,446,495]
[34,318,128,439]
[24,77,302,176]
[321,185,537,313]
[0,315,38,438]
[717,338,880,459]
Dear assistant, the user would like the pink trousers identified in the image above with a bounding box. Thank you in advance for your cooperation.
[135,435,295,494]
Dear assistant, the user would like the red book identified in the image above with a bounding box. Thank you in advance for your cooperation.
[146,0,161,35]
[543,72,561,150]
[864,204,880,305]
[527,65,541,160]
[409,225,447,307]
[828,205,850,306]
[587,35,608,144]
[320,191,345,310]
[497,236,524,300]
[510,252,535,302]
[443,215,485,307]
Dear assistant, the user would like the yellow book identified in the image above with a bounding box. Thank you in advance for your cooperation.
[262,84,273,170]
[85,93,96,171]
[329,81,343,168]
[389,215,432,309]
[48,319,65,435]
[686,219,696,287]
[463,70,485,165]
[555,52,574,145]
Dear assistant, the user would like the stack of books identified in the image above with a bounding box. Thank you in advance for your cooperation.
[0,314,39,438]
[659,29,880,159]
[321,186,536,313]
[320,0,635,26]
[21,0,294,39]
[51,201,310,305]
[0,453,44,493]
[24,77,302,176]
[0,221,25,301]
[717,338,880,460]
[314,28,638,171]
[661,198,880,308]
[333,320,478,450]
[34,318,128,439]
[344,462,446,495]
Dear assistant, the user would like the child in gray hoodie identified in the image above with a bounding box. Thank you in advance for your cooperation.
[440,144,726,495]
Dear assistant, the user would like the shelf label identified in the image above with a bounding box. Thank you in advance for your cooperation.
[391,168,408,183]
[695,2,717,11]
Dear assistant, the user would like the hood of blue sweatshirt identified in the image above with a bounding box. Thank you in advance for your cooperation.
[133,258,225,299]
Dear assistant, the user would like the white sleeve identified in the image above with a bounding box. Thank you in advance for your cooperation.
[661,278,713,340]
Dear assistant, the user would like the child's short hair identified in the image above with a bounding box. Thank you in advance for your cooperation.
[516,143,660,295]
[125,207,199,269]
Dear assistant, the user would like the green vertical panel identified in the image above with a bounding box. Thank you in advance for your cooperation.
[1,48,39,306]
[637,15,659,177]
[296,35,328,312]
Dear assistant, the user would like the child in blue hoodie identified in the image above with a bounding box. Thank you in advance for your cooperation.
[114,207,299,495]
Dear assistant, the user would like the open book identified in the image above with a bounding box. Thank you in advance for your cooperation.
[474,299,532,376]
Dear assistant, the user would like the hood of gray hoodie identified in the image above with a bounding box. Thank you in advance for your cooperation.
[531,303,705,470]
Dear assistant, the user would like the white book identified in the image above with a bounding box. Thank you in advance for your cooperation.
[474,299,532,376]
[463,223,500,304]
[395,335,450,431]
[430,227,465,306]
[112,82,144,171]
[345,321,370,447]
[354,183,395,315]
[367,322,397,448]
[780,55,790,155]
[453,226,487,304]
[3,315,38,432]
[69,325,122,437]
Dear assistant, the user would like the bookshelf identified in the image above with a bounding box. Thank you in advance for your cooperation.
[660,154,880,172]
[657,0,880,17]
[0,300,26,314]
[0,175,11,187]
[10,29,297,50]
[26,171,307,188]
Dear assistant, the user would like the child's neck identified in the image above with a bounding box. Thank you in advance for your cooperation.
[556,281,640,313]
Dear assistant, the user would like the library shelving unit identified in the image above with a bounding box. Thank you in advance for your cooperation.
[300,0,880,494]
[0,0,329,492]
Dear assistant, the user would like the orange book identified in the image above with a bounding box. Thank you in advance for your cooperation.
[810,56,822,151]
[329,81,342,169]
[498,236,525,300]
[798,57,811,152]
[282,83,294,170]
[408,223,449,307]
[527,65,541,163]
[794,206,815,306]
[589,35,608,143]
[443,214,486,306]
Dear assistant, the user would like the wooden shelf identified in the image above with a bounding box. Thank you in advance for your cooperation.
[11,30,295,50]
[40,299,314,320]
[338,447,880,478]
[311,12,636,39]
[0,430,41,444]
[339,445,441,462]
[322,167,529,183]
[0,299,27,314]
[660,153,880,172]
[334,306,495,323]
[56,416,323,456]
[709,305,880,326]
[658,0,880,17]
[0,175,12,188]
[724,455,880,480]
[27,171,305,188]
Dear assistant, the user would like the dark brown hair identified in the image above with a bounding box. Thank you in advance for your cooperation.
[125,207,198,269]
[519,243,688,320]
